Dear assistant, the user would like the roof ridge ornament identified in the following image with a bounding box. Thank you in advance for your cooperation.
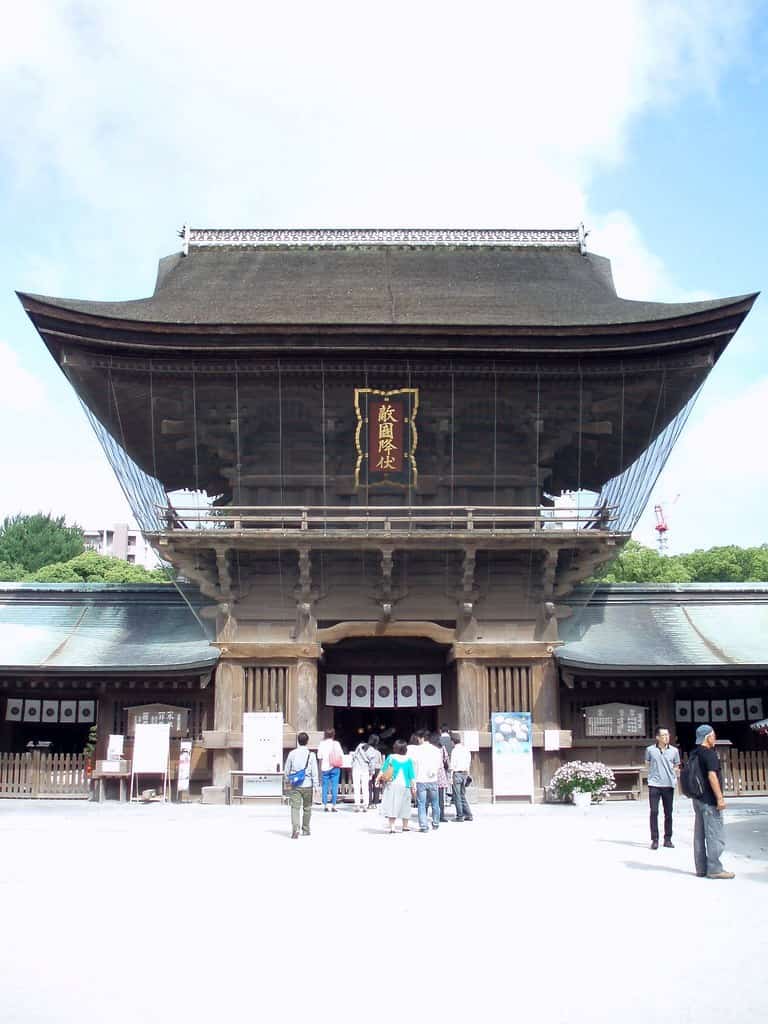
[180,226,587,255]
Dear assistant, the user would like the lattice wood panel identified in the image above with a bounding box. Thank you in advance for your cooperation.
[487,665,532,713]
[244,666,287,713]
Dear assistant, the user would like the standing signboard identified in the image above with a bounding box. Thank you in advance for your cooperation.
[491,712,534,802]
[131,722,171,801]
[242,712,283,798]
[177,740,192,794]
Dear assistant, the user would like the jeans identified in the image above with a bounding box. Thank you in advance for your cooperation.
[648,785,674,841]
[452,772,473,820]
[693,798,725,875]
[352,765,369,808]
[322,767,340,806]
[416,782,440,830]
[289,786,313,834]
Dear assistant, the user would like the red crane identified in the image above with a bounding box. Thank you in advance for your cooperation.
[654,504,669,554]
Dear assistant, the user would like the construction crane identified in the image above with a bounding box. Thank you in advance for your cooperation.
[654,505,669,554]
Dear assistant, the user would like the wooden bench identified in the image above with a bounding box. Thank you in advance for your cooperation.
[608,765,646,800]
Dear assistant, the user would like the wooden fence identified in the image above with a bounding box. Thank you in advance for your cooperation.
[0,752,90,799]
[724,749,768,796]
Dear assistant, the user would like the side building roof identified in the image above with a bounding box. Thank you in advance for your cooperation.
[557,584,768,674]
[0,584,218,675]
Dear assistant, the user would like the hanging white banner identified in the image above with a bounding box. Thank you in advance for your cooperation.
[491,711,534,801]
[350,674,372,708]
[373,675,395,708]
[106,735,124,761]
[60,700,77,724]
[693,700,710,723]
[24,699,41,722]
[396,675,418,708]
[729,698,746,722]
[42,700,59,723]
[675,700,692,722]
[5,698,23,722]
[326,674,348,707]
[78,700,96,724]
[710,700,727,724]
[419,674,442,707]
[747,698,764,721]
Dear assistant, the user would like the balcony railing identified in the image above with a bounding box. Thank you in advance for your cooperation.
[154,503,619,536]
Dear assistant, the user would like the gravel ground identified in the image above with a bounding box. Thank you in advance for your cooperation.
[0,795,765,1023]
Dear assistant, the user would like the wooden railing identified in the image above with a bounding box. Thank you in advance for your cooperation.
[155,503,618,535]
[723,749,768,796]
[0,752,90,799]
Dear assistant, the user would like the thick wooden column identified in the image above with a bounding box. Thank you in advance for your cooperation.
[293,658,318,734]
[211,660,244,787]
[531,655,561,791]
[456,658,490,787]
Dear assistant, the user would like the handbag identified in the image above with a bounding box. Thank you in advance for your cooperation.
[330,742,344,769]
[378,760,394,784]
[287,749,311,788]
[464,774,472,788]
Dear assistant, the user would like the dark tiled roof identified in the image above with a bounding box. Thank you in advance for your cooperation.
[557,584,768,672]
[18,245,756,328]
[0,584,218,674]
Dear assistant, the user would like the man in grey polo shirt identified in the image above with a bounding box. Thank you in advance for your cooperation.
[645,727,680,850]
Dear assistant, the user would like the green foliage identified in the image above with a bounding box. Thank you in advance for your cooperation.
[0,560,26,582]
[595,540,768,584]
[24,551,169,584]
[0,513,84,572]
[83,725,98,758]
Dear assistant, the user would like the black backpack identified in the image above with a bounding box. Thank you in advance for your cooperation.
[680,750,706,799]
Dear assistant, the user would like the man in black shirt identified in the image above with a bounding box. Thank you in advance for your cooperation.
[691,724,734,879]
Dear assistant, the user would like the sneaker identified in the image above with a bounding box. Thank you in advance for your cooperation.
[650,840,659,850]
[431,823,439,830]
[663,840,674,848]
[291,831,299,839]
[707,871,735,879]
[453,817,465,823]
[465,816,474,821]
[302,830,311,836]
[324,806,329,812]
[420,827,429,833]
[331,807,338,813]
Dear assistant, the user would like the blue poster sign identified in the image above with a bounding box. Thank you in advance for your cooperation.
[491,711,534,801]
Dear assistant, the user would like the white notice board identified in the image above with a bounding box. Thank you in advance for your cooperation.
[242,712,283,774]
[133,723,171,773]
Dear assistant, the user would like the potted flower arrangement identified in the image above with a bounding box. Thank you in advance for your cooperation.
[549,760,616,805]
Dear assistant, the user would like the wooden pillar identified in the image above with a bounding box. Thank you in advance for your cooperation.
[293,658,318,734]
[456,658,490,786]
[212,660,244,787]
[531,655,561,792]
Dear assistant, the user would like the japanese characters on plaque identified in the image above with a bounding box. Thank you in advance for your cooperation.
[354,388,418,488]
[584,702,646,737]
[126,703,189,737]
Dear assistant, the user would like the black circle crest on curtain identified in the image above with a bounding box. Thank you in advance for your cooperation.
[424,684,437,697]
[400,685,413,698]
[331,684,344,698]
[378,686,391,698]
[355,685,368,698]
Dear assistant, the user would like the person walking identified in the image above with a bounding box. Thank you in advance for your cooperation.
[283,732,319,839]
[378,739,416,833]
[430,732,451,822]
[413,732,442,832]
[351,734,379,812]
[645,726,680,849]
[690,724,735,879]
[367,734,383,806]
[316,728,344,812]
[449,731,473,822]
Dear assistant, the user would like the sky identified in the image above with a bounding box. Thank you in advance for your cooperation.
[0,0,766,554]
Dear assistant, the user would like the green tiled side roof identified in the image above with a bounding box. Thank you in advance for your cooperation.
[0,584,217,673]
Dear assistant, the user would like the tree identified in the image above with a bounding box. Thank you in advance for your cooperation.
[25,551,168,584]
[0,560,26,582]
[0,513,84,572]
[595,540,768,583]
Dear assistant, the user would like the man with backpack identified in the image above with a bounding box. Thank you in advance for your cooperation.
[284,732,319,839]
[687,724,735,879]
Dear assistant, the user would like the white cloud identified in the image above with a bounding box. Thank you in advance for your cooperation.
[0,342,47,412]
[634,377,768,552]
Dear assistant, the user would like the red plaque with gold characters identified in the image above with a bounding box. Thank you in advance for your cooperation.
[354,388,418,488]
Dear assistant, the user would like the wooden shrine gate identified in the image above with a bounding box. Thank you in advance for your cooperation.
[0,751,90,799]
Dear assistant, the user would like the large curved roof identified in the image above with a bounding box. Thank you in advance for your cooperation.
[18,238,756,331]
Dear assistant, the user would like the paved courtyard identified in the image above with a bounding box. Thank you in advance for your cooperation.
[0,795,765,1023]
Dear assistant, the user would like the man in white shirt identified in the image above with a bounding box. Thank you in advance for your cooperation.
[414,734,442,832]
[449,731,473,822]
[283,732,319,839]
